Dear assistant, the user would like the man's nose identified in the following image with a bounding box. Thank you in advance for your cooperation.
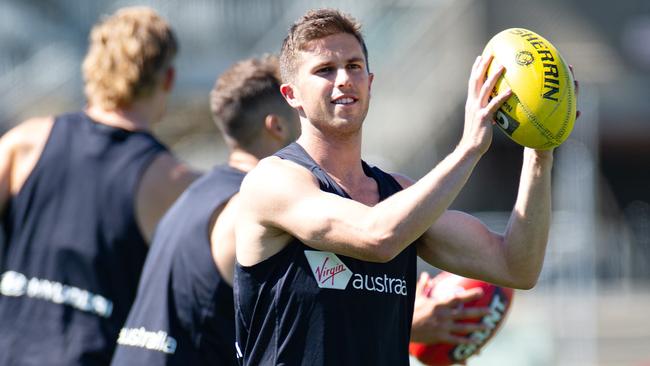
[335,68,352,88]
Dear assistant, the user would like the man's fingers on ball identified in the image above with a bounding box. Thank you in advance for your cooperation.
[468,56,483,93]
[474,55,483,68]
[478,54,494,77]
[569,64,580,96]
[473,54,494,95]
[420,271,431,282]
[486,87,512,115]
[416,272,428,289]
[453,306,491,320]
[479,65,504,105]
[456,288,484,302]
[471,55,482,77]
[574,74,581,120]
[444,296,463,308]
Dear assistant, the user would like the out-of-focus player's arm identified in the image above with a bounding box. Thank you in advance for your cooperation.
[0,128,11,217]
[210,194,241,286]
[0,117,54,218]
[136,153,200,242]
[411,272,489,344]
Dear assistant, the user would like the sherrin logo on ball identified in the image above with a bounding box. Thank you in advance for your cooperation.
[483,28,576,149]
[409,272,514,366]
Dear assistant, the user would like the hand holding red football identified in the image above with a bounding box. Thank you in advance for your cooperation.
[410,272,490,345]
[409,272,515,366]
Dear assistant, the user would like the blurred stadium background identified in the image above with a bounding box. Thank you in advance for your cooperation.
[1,0,649,365]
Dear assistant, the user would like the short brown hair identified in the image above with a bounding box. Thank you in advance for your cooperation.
[82,6,178,110]
[210,55,293,148]
[279,8,369,83]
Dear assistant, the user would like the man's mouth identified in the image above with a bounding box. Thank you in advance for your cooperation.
[331,97,357,105]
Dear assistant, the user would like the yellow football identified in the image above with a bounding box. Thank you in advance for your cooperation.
[482,28,576,149]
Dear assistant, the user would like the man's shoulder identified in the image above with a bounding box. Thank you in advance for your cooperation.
[135,153,200,241]
[239,156,321,211]
[143,153,200,184]
[244,156,316,189]
[2,116,55,149]
[0,116,55,172]
[0,116,56,202]
[137,152,199,209]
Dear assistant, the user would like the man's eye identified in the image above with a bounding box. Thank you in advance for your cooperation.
[317,67,333,74]
[348,64,362,70]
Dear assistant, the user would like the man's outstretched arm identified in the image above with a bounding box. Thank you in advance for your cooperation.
[398,148,553,289]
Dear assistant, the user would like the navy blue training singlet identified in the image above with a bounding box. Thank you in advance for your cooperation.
[111,165,244,366]
[234,142,418,366]
[0,112,167,366]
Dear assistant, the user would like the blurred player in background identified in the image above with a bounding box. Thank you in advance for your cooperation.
[110,54,298,366]
[0,7,197,366]
[110,55,487,366]
[233,8,569,365]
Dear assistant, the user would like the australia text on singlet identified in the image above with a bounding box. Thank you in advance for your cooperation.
[0,270,113,318]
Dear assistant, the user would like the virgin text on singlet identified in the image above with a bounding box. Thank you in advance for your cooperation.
[305,251,408,296]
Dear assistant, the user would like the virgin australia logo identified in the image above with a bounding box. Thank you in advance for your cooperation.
[304,251,352,290]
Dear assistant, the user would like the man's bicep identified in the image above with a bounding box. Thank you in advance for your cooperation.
[240,167,344,240]
[235,164,322,265]
[279,190,363,238]
[417,210,509,282]
[240,164,379,259]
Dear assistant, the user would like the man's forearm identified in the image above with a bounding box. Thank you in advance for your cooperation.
[502,148,553,288]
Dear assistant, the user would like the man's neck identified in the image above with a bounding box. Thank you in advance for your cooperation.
[228,149,260,173]
[296,127,366,189]
[85,104,154,132]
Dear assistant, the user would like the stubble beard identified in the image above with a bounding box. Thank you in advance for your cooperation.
[315,103,368,140]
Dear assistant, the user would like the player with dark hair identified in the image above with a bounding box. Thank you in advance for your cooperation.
[233,8,571,365]
[0,7,197,365]
[110,55,300,366]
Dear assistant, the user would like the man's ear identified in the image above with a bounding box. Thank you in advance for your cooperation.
[368,72,374,96]
[163,67,175,92]
[264,114,284,140]
[280,83,301,109]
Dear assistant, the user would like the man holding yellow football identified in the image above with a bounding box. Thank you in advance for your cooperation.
[233,7,580,366]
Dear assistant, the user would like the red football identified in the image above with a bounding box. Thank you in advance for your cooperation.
[409,272,514,366]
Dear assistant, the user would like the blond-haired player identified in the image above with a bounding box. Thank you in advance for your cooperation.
[0,7,197,365]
